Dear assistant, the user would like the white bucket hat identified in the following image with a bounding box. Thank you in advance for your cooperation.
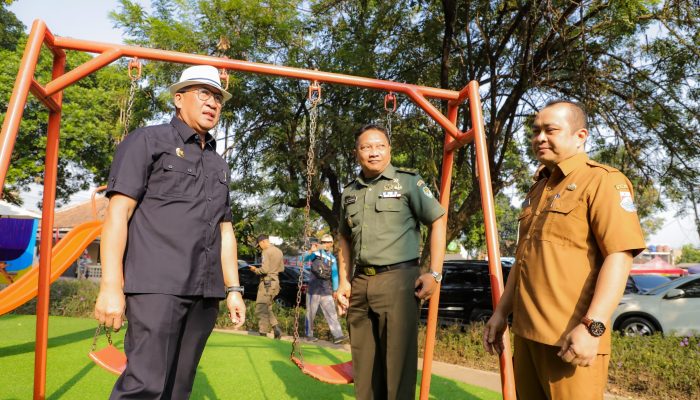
[168,65,232,102]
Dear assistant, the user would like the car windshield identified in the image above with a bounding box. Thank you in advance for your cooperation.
[632,275,671,293]
[644,276,687,295]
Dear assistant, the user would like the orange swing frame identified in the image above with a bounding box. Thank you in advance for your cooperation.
[0,19,515,400]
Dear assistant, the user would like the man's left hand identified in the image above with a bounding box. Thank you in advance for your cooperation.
[226,292,246,329]
[249,266,257,273]
[414,273,438,300]
[557,324,600,367]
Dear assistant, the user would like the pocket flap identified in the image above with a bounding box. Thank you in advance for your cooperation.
[162,154,196,176]
[375,198,400,212]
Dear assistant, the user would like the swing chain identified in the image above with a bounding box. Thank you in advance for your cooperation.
[291,81,322,363]
[120,58,142,142]
[91,324,114,352]
[384,92,397,142]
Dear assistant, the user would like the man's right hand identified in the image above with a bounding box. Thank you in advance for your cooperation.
[94,286,126,331]
[336,279,351,316]
[483,311,508,355]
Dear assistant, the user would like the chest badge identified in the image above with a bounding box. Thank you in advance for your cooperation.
[566,183,577,191]
[344,196,357,206]
[384,178,403,191]
[176,147,185,158]
[381,191,401,198]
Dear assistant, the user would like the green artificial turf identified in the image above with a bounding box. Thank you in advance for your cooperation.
[0,315,499,399]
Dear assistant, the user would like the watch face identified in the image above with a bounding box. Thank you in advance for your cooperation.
[589,321,606,337]
[431,271,443,283]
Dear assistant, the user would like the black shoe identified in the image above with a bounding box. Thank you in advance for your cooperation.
[304,336,319,342]
[273,325,283,339]
[333,335,348,344]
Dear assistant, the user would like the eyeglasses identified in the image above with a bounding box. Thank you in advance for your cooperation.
[179,87,224,105]
[357,143,388,153]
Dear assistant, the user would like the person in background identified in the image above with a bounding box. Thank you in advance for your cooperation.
[304,234,346,344]
[483,100,646,399]
[250,234,284,339]
[94,65,246,399]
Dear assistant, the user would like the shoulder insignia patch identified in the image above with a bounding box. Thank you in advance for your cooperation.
[619,191,637,212]
[615,184,629,190]
[416,179,425,187]
[422,186,434,198]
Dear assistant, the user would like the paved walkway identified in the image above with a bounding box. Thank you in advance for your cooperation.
[215,328,635,399]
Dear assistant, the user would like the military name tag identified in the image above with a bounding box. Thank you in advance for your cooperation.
[344,196,356,205]
[381,191,401,198]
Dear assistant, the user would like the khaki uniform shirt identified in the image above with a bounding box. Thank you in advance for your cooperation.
[257,245,284,283]
[339,164,445,266]
[512,153,646,353]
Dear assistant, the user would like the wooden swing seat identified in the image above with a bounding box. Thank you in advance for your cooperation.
[291,357,353,384]
[88,344,127,375]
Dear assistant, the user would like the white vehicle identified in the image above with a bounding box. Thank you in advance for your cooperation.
[612,274,700,336]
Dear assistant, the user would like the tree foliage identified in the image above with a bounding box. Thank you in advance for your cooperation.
[677,244,700,264]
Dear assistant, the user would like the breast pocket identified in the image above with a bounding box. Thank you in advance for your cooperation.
[345,204,361,232]
[215,169,229,202]
[541,198,585,246]
[517,206,532,241]
[155,154,197,197]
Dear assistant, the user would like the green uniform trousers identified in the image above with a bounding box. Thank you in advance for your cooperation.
[347,266,421,400]
[255,277,280,333]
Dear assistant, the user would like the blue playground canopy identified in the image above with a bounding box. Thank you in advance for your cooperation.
[0,200,41,272]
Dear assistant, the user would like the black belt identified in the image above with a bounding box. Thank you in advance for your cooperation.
[356,259,418,276]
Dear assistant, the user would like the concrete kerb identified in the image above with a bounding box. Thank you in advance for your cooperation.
[214,328,636,399]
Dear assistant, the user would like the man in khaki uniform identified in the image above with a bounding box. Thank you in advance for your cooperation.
[336,124,446,400]
[483,101,646,399]
[251,234,284,338]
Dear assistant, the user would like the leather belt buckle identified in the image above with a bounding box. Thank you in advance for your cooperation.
[364,266,376,276]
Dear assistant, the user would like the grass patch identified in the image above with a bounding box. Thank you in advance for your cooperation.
[0,314,498,399]
[6,279,700,399]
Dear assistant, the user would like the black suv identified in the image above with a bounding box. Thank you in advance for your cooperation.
[420,260,512,325]
[237,262,309,307]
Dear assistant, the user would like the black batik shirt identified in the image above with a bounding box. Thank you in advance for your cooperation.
[106,117,232,298]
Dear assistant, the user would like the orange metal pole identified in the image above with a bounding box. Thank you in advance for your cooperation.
[29,79,61,113]
[469,82,516,399]
[51,36,461,101]
[33,45,65,400]
[0,20,47,190]
[405,89,469,142]
[419,102,459,400]
[44,48,123,96]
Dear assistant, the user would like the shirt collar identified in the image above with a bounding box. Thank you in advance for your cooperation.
[534,153,589,180]
[356,163,396,186]
[170,117,216,150]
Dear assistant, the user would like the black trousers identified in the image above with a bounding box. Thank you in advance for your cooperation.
[110,294,219,400]
[347,266,421,400]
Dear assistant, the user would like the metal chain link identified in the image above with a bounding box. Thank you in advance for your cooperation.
[386,110,393,142]
[291,84,321,365]
[91,324,113,352]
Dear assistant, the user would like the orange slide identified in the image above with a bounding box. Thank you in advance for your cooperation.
[0,220,102,315]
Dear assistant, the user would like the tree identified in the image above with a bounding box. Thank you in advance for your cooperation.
[107,0,700,255]
[0,3,153,206]
[677,244,700,264]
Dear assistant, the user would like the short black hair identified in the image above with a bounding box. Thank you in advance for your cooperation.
[256,234,268,243]
[354,124,390,146]
[542,100,588,131]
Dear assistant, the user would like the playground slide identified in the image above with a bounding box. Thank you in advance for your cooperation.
[0,220,102,315]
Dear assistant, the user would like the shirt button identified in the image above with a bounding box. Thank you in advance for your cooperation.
[526,234,531,240]
[368,188,372,191]
[546,186,551,191]
[167,165,174,169]
[207,197,212,201]
[187,168,193,173]
[535,210,541,216]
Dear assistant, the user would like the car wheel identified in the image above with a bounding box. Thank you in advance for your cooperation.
[619,316,656,336]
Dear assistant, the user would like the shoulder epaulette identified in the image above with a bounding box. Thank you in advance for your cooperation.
[396,167,418,175]
[585,159,618,173]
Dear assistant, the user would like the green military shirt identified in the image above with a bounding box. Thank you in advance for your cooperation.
[339,164,445,266]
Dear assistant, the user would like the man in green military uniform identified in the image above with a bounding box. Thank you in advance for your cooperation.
[250,234,284,339]
[336,124,446,400]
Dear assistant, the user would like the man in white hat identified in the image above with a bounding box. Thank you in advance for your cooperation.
[95,65,244,399]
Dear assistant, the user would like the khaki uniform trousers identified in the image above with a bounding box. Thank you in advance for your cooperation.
[514,335,610,400]
[347,266,421,400]
[255,277,280,333]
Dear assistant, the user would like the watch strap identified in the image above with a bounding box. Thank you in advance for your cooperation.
[225,285,244,295]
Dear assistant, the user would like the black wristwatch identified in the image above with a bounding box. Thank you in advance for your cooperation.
[225,286,244,296]
[581,316,606,337]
